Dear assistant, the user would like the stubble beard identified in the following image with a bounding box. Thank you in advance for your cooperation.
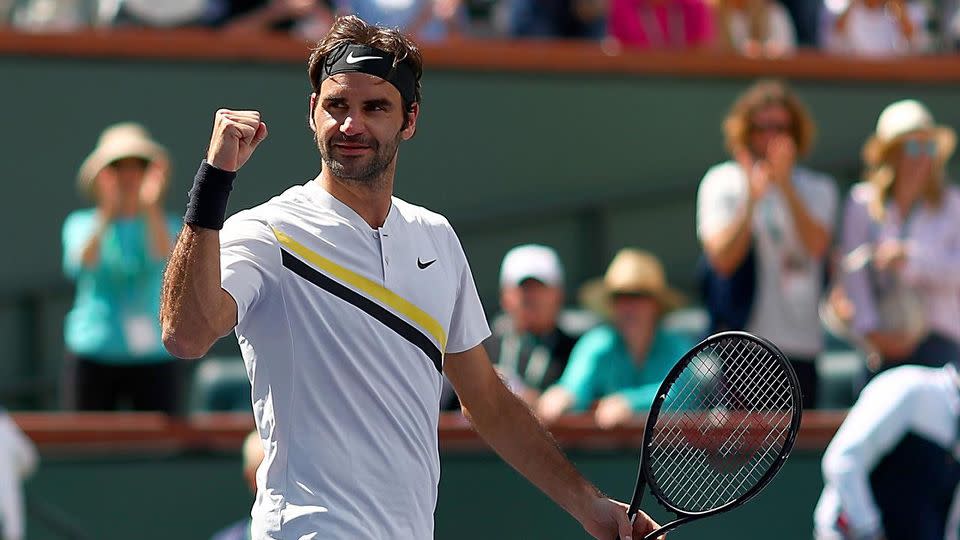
[317,131,402,189]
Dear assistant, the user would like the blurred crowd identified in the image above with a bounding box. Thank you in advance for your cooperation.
[0,17,952,536]
[2,0,960,55]
[56,80,960,429]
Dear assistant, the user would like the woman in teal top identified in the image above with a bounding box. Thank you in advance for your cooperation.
[537,248,693,428]
[63,123,181,414]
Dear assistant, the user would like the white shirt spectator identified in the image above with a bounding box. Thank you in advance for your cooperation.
[814,363,960,539]
[697,161,838,358]
[723,1,797,55]
[825,0,931,56]
[0,412,37,540]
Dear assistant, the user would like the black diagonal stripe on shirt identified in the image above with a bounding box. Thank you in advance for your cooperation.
[280,248,443,373]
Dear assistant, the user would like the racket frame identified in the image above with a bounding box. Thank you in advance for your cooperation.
[626,331,803,539]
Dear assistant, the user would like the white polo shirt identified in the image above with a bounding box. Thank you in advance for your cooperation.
[219,179,490,540]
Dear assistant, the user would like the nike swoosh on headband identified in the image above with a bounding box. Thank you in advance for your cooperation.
[346,52,382,64]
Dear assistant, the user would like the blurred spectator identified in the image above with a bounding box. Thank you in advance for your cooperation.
[0,412,36,540]
[484,245,578,405]
[62,122,182,414]
[211,430,264,540]
[210,0,334,40]
[824,0,931,56]
[335,0,467,41]
[697,80,838,409]
[780,0,820,45]
[715,0,796,57]
[607,0,716,49]
[440,244,586,411]
[536,248,693,429]
[833,99,960,375]
[102,0,210,27]
[7,0,94,31]
[813,360,960,540]
[496,0,606,38]
[948,2,960,50]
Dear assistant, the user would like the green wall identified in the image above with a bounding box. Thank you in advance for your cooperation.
[3,53,959,407]
[25,448,826,539]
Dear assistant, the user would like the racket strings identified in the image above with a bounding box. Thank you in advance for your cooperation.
[652,347,791,507]
[664,345,791,502]
[645,338,797,513]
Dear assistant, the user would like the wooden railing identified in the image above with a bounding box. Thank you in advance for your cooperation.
[1,29,960,82]
[13,410,845,455]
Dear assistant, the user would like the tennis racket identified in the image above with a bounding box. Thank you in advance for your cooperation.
[622,331,802,539]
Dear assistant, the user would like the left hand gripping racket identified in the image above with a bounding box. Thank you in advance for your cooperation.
[622,331,802,539]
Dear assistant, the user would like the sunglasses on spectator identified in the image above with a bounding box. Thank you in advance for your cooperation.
[902,139,938,158]
[751,122,792,134]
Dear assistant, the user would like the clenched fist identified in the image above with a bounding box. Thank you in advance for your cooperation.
[207,109,268,172]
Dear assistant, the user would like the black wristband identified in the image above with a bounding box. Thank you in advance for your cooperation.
[183,160,237,230]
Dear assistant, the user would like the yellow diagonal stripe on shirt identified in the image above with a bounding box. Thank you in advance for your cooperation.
[272,227,448,353]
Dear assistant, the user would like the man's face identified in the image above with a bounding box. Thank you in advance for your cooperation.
[748,104,793,160]
[501,279,563,335]
[311,72,418,185]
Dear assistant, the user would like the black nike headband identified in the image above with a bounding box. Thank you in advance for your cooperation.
[319,43,417,105]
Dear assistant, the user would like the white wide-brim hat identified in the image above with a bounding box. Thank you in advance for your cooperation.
[77,122,167,196]
[862,99,956,167]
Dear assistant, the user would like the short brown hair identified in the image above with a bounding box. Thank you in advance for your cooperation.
[307,15,423,110]
[722,80,816,158]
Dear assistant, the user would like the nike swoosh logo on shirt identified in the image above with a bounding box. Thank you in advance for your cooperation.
[346,52,382,64]
[417,258,436,270]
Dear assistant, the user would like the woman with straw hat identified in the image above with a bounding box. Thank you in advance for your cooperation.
[535,248,693,429]
[835,99,960,377]
[62,122,182,414]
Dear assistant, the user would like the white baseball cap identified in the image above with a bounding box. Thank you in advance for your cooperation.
[499,244,564,288]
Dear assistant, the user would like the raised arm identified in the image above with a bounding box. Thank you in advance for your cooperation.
[160,225,237,359]
[697,160,757,277]
[160,109,268,359]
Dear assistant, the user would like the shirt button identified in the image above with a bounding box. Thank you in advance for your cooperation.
[385,257,391,265]
[372,232,379,238]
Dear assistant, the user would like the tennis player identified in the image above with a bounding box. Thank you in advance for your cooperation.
[160,15,662,540]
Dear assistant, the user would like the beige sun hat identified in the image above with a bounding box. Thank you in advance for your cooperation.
[579,248,685,318]
[77,122,167,196]
[862,99,956,167]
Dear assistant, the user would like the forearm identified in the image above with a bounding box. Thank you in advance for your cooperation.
[783,183,830,258]
[160,225,235,359]
[78,212,111,268]
[703,200,755,276]
[466,381,599,523]
[616,384,660,411]
[143,205,172,260]
[903,243,960,287]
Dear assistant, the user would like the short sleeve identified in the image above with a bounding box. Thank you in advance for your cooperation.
[220,212,280,325]
[697,163,748,241]
[557,326,617,411]
[801,172,840,231]
[62,210,95,279]
[444,227,491,354]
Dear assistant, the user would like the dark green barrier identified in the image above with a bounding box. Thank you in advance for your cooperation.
[25,449,824,539]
